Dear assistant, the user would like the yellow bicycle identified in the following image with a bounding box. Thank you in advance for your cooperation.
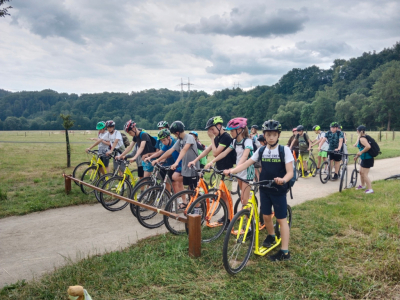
[222,176,292,275]
[73,150,98,186]
[296,149,317,178]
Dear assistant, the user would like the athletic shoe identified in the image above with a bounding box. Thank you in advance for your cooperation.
[365,189,374,194]
[303,171,308,176]
[268,250,291,261]
[356,185,366,190]
[316,168,320,174]
[262,235,276,248]
[331,173,339,180]
[244,228,253,241]
[217,217,225,224]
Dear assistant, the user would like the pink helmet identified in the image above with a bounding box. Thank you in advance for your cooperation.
[292,128,297,132]
[124,120,136,132]
[226,118,247,130]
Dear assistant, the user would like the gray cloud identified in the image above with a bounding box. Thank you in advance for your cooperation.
[11,1,85,44]
[176,7,309,38]
[296,40,353,56]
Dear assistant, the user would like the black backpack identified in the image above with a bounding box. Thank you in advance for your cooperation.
[233,137,258,154]
[361,135,381,157]
[120,133,131,148]
[257,145,295,199]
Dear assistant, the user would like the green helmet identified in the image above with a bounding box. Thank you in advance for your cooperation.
[205,116,223,129]
[158,128,171,139]
[262,120,282,133]
[96,121,106,130]
[330,122,339,128]
[312,125,320,131]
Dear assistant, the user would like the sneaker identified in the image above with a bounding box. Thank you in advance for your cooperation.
[244,228,253,241]
[268,250,291,261]
[316,168,320,174]
[303,171,308,176]
[223,219,231,231]
[217,217,225,224]
[365,189,374,194]
[262,235,276,248]
[331,173,339,181]
[356,185,366,190]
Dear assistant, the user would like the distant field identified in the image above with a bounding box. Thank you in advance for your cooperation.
[0,130,399,218]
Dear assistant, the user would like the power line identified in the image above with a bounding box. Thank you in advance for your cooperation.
[177,78,195,100]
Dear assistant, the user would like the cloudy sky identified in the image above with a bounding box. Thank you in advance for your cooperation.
[1,0,399,94]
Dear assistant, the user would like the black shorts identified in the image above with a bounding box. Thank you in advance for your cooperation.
[100,156,109,168]
[138,166,144,178]
[259,189,287,219]
[329,152,342,162]
[361,158,374,168]
[183,176,198,190]
[160,168,175,182]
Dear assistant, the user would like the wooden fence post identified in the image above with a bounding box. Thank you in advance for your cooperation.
[393,130,395,140]
[188,214,201,258]
[386,132,387,140]
[25,132,26,137]
[64,176,71,194]
[351,134,353,144]
[379,131,381,142]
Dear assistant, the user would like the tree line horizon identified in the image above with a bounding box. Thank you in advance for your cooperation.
[1,42,399,132]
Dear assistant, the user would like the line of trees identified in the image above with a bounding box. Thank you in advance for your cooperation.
[1,42,400,132]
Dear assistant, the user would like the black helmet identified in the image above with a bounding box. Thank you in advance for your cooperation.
[262,120,282,133]
[170,121,185,134]
[296,125,304,132]
[105,120,115,128]
[251,125,259,129]
[257,135,265,142]
[205,116,223,129]
[357,125,366,132]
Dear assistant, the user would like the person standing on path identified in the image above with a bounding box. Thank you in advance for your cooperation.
[355,125,374,194]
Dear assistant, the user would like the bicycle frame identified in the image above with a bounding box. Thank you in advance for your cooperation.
[183,175,209,215]
[297,150,314,178]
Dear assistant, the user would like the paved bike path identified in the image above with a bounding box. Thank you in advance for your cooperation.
[1,157,399,288]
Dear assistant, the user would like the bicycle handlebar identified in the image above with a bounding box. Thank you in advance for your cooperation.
[155,162,172,171]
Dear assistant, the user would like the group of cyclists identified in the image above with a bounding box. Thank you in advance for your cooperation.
[85,116,375,262]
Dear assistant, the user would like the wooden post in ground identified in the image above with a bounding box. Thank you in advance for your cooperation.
[25,132,26,137]
[393,130,395,140]
[188,214,201,258]
[351,134,353,144]
[64,175,71,194]
[386,132,387,140]
[379,131,381,142]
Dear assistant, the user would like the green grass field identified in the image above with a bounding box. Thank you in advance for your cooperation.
[1,179,399,299]
[0,130,399,218]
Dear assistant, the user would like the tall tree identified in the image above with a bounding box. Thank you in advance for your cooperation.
[60,114,74,167]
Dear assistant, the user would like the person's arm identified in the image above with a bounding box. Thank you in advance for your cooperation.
[153,147,174,165]
[170,143,191,170]
[188,144,212,167]
[86,139,102,152]
[307,135,312,150]
[144,150,164,161]
[205,147,233,169]
[275,161,294,185]
[237,148,250,166]
[107,138,120,155]
[318,137,327,151]
[335,138,343,152]
[225,157,254,175]
[289,138,295,150]
[130,140,146,161]
[355,137,371,158]
[116,141,135,159]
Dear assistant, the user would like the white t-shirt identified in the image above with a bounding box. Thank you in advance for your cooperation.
[250,145,294,164]
[229,138,253,165]
[106,130,124,150]
[98,132,110,154]
[317,132,329,151]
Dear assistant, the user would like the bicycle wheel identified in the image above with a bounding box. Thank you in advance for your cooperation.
[73,162,90,186]
[209,171,218,189]
[94,173,114,203]
[186,193,229,243]
[163,190,196,235]
[136,186,171,229]
[319,161,330,184]
[222,209,255,275]
[80,166,100,194]
[339,166,347,192]
[350,169,358,187]
[309,159,317,177]
[234,195,264,226]
[129,180,154,217]
[274,205,292,238]
[100,176,131,211]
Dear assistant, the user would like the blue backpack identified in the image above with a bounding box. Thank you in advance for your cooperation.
[257,145,296,199]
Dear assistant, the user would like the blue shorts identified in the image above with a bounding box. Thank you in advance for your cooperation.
[259,189,287,219]
[142,161,154,172]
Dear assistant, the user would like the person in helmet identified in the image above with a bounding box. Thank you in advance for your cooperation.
[188,131,207,168]
[224,119,294,261]
[157,121,169,129]
[290,125,312,177]
[117,120,157,178]
[310,125,329,173]
[85,121,111,174]
[144,129,184,194]
[318,122,344,180]
[355,125,374,193]
[250,125,261,147]
[189,116,234,179]
[153,121,199,191]
[257,134,267,146]
[205,117,255,207]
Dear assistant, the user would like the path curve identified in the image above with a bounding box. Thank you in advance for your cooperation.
[1,157,399,287]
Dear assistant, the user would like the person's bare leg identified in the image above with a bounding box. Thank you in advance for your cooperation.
[238,180,250,206]
[277,218,290,250]
[263,214,274,236]
[364,168,372,190]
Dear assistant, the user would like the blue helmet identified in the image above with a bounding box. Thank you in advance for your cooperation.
[189,131,198,137]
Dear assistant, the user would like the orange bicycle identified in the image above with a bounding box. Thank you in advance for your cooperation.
[163,168,218,236]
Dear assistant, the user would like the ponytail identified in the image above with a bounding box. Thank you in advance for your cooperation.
[242,127,249,138]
